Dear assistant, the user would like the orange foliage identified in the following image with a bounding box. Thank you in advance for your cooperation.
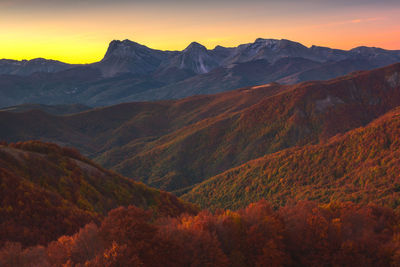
[0,141,197,249]
[0,167,98,247]
[2,200,398,266]
[184,107,400,212]
[2,64,400,195]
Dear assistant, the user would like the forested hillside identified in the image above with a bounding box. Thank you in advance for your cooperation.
[0,141,197,247]
[0,64,399,195]
[184,107,400,210]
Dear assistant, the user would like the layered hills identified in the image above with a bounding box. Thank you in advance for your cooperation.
[0,63,399,195]
[1,38,400,107]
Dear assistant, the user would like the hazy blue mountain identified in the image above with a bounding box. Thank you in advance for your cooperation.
[0,58,72,76]
[0,38,399,107]
[93,39,178,77]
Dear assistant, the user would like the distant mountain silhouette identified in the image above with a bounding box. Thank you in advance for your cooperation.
[0,58,71,76]
[0,38,399,107]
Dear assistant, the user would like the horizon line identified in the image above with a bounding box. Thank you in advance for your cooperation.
[2,37,399,65]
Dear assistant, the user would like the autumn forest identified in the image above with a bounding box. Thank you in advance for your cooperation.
[0,3,400,261]
[0,62,399,266]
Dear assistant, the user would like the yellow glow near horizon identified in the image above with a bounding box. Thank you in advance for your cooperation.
[0,3,399,64]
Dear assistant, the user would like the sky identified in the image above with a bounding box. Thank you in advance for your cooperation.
[0,0,399,63]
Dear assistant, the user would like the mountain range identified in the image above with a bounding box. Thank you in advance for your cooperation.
[1,63,399,198]
[1,38,400,107]
[2,40,400,266]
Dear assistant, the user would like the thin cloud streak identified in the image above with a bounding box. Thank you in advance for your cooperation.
[309,17,386,29]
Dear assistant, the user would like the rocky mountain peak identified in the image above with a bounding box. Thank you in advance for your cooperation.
[184,42,208,53]
[102,39,149,61]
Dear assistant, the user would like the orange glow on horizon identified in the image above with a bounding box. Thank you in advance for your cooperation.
[0,3,399,64]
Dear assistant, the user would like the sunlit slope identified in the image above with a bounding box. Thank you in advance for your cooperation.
[183,107,400,210]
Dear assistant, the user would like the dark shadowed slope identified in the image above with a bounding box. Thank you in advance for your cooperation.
[0,81,284,154]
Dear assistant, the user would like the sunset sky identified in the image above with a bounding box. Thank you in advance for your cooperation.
[1,0,399,63]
